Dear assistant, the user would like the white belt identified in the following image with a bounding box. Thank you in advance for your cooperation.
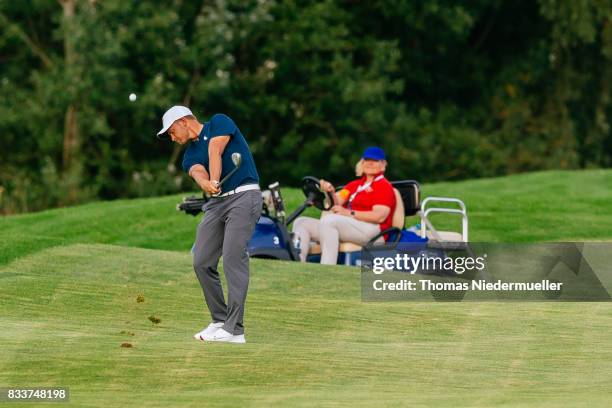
[216,183,260,198]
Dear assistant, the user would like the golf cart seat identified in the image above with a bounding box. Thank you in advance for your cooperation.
[425,231,463,241]
[309,241,366,255]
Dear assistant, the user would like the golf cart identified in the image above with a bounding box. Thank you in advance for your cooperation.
[177,177,469,266]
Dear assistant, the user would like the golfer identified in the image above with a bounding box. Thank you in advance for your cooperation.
[157,106,262,344]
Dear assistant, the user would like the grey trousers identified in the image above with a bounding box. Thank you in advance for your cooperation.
[192,189,262,335]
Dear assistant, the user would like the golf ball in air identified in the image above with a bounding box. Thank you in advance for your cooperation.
[129,93,137,102]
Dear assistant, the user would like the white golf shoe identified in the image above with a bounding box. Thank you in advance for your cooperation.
[208,328,246,344]
[194,322,224,341]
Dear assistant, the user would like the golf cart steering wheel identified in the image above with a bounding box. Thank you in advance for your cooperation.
[301,176,334,211]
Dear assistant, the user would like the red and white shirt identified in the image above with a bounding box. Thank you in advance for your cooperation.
[338,173,396,233]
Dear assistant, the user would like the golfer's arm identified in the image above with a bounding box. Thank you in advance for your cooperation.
[208,136,231,182]
[353,205,390,224]
[188,165,210,191]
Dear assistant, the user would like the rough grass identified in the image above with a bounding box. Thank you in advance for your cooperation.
[2,169,611,268]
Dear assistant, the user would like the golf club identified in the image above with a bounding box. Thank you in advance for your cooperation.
[218,153,242,188]
[210,152,242,197]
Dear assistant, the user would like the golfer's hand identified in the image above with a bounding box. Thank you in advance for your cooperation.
[331,205,350,216]
[202,180,220,195]
[319,179,335,193]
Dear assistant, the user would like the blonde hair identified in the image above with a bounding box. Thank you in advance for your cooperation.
[355,160,363,177]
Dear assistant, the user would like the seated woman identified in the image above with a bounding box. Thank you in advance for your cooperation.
[292,147,396,264]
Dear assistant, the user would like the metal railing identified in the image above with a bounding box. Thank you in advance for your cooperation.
[419,197,468,242]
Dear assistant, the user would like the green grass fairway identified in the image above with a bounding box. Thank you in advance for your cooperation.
[1,170,612,406]
[2,244,611,407]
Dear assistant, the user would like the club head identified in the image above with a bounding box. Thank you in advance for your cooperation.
[231,152,242,167]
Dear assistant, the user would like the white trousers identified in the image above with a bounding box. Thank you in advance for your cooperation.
[292,214,382,264]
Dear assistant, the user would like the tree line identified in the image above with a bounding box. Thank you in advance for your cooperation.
[1,0,610,213]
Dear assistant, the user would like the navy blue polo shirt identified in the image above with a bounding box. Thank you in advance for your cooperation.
[182,114,259,192]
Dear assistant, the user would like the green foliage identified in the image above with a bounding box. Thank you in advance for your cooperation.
[0,0,611,213]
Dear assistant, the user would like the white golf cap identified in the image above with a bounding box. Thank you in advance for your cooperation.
[156,105,194,140]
